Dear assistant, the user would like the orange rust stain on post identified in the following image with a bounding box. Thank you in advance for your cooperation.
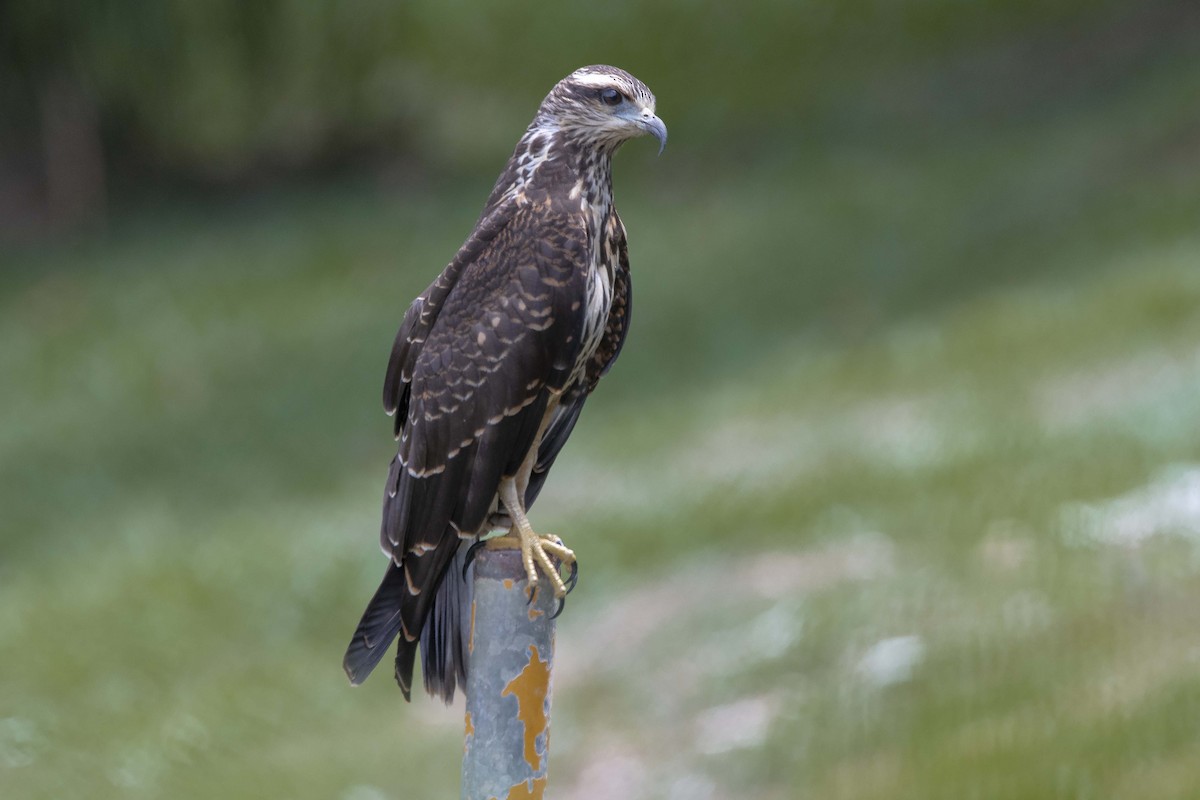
[464,711,475,740]
[528,604,544,622]
[503,776,548,800]
[503,578,514,590]
[500,645,551,773]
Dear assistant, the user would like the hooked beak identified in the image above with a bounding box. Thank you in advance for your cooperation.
[640,114,668,155]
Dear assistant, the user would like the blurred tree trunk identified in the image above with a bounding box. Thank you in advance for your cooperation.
[39,74,106,228]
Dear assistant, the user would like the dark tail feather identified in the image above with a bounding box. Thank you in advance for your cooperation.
[419,543,473,703]
[343,564,413,699]
[344,549,471,703]
[394,637,418,702]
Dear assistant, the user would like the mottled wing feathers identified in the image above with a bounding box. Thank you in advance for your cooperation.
[349,202,590,699]
[383,203,517,431]
[392,205,587,492]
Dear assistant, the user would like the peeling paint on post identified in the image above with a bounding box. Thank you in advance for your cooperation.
[461,545,557,800]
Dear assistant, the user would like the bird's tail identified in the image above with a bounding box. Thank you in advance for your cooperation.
[343,545,473,703]
[419,544,472,702]
[342,564,415,697]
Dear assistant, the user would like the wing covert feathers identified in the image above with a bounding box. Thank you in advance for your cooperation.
[347,201,594,700]
[383,203,517,424]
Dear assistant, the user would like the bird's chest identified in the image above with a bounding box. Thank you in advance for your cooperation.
[571,199,616,384]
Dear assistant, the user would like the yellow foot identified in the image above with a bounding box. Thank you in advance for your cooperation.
[496,476,579,599]
[486,531,576,598]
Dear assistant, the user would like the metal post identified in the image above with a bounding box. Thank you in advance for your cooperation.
[461,545,557,800]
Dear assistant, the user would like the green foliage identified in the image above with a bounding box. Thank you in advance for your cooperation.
[1,0,1138,178]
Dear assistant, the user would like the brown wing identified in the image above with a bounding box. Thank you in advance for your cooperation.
[382,203,514,433]
[343,201,589,697]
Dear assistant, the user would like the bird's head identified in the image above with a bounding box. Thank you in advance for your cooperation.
[537,65,667,156]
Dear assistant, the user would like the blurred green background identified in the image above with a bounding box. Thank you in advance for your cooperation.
[4,1,1200,798]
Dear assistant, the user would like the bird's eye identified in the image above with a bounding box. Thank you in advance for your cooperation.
[599,88,623,107]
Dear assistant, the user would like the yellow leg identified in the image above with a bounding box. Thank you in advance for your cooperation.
[493,478,576,597]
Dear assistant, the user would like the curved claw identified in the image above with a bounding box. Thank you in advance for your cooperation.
[462,539,487,579]
[550,595,566,620]
[564,560,579,594]
[526,585,537,606]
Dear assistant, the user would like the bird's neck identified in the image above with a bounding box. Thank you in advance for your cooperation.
[487,125,614,214]
[553,132,614,210]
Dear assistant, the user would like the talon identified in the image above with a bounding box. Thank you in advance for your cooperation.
[526,585,537,606]
[564,561,579,594]
[550,596,566,620]
[462,539,487,579]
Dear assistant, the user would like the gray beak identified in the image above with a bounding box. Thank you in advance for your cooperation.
[641,114,668,155]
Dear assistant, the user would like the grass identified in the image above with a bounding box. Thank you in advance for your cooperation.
[4,21,1200,799]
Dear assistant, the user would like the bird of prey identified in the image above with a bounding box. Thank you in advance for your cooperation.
[343,65,666,702]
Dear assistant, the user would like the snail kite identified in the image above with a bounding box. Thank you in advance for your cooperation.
[343,66,666,701]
